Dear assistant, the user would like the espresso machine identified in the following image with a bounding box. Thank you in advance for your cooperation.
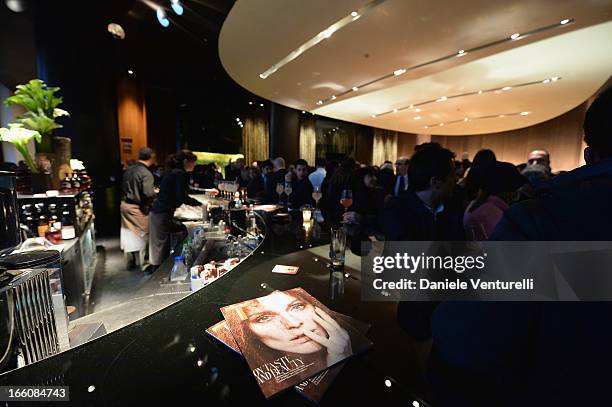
[0,172,69,373]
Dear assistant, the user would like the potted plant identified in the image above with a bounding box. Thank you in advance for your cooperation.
[3,79,69,153]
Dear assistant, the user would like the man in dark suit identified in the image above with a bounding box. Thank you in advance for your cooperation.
[392,156,410,197]
[288,159,314,208]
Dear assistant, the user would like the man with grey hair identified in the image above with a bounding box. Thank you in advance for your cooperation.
[393,156,410,196]
[120,146,157,270]
[266,157,287,203]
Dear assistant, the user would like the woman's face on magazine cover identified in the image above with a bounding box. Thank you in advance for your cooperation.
[245,291,327,354]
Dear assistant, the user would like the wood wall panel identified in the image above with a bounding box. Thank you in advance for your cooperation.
[431,102,587,172]
[117,77,147,166]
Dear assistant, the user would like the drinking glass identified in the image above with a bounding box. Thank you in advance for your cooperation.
[312,185,322,209]
[330,227,347,268]
[340,189,353,212]
[275,182,284,204]
[284,181,293,206]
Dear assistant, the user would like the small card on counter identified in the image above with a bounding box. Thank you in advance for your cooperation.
[271,264,300,275]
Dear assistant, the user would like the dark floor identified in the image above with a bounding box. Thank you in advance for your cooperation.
[69,237,191,334]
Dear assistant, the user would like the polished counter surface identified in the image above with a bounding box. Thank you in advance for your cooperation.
[0,213,427,406]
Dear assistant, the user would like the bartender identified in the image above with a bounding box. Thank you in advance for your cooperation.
[146,150,202,274]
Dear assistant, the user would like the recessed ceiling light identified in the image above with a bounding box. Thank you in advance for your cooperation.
[350,11,359,17]
[423,125,429,129]
[352,86,359,91]
[248,101,253,105]
[439,123,445,126]
[408,104,414,109]
[520,111,530,115]
[477,90,483,94]
[392,108,398,113]
[331,95,337,100]
[560,18,571,25]
[502,86,512,91]
[457,50,467,56]
[127,69,134,75]
[542,79,551,84]
[436,96,447,102]
[371,114,377,118]
[301,111,305,114]
[551,76,560,81]
[413,116,421,120]
[393,68,407,76]
[415,108,422,112]
[498,114,506,118]
[464,117,469,122]
[235,118,240,122]
[260,103,264,107]
[510,33,521,40]
[316,100,323,105]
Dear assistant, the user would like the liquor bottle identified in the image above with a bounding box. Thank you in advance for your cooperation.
[71,173,81,192]
[37,215,49,237]
[60,173,73,194]
[61,211,76,239]
[45,221,63,244]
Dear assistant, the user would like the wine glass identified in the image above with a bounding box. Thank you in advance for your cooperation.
[284,181,293,207]
[312,185,322,210]
[340,189,353,212]
[275,182,284,204]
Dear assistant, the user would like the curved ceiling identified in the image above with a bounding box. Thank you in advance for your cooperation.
[219,0,612,135]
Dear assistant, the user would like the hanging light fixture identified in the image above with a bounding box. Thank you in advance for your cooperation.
[170,0,184,16]
[156,8,170,27]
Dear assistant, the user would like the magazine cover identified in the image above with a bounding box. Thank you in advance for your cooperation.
[220,287,373,399]
[206,320,240,352]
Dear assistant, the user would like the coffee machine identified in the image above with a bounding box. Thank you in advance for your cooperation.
[0,171,21,254]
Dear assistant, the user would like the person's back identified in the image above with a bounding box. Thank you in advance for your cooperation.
[429,88,612,406]
[122,162,154,208]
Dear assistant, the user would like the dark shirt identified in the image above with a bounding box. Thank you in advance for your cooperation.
[247,175,265,201]
[429,158,612,406]
[151,168,201,214]
[121,162,155,210]
[290,177,314,208]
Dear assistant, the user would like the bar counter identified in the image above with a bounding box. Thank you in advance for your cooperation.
[0,208,427,406]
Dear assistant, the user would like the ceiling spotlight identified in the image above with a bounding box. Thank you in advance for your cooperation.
[248,102,253,105]
[502,86,512,91]
[107,23,126,40]
[551,76,560,81]
[301,111,305,114]
[520,111,530,115]
[439,123,445,126]
[408,104,414,109]
[352,86,359,91]
[156,8,170,27]
[393,68,407,76]
[510,33,521,40]
[498,114,506,118]
[457,50,467,57]
[350,11,359,17]
[560,18,571,25]
[316,100,323,105]
[477,90,483,94]
[371,114,377,118]
[259,103,264,107]
[171,0,184,15]
[436,96,447,102]
[331,95,337,100]
[542,79,551,84]
[413,116,421,120]
[424,125,429,129]
[392,109,398,113]
[235,118,240,122]
[127,69,134,75]
[414,108,422,112]
[464,117,469,122]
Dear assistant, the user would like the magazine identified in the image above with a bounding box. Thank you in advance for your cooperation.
[219,287,373,399]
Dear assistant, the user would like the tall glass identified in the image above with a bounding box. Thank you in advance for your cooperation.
[284,181,293,206]
[312,185,322,209]
[330,227,347,268]
[275,182,284,204]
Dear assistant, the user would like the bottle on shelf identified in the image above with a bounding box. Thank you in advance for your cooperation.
[37,215,49,237]
[45,221,63,245]
[71,172,81,192]
[61,210,76,239]
[60,173,73,194]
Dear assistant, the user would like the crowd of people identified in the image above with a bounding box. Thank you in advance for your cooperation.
[118,88,612,405]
